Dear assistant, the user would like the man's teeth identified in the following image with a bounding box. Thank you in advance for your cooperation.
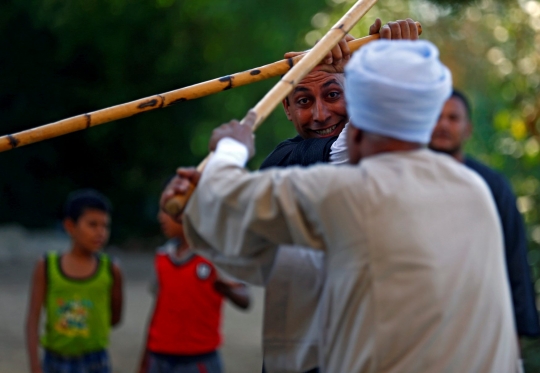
[315,124,337,135]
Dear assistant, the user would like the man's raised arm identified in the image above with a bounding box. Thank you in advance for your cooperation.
[161,112,329,261]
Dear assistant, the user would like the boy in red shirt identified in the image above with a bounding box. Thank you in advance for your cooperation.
[138,210,250,373]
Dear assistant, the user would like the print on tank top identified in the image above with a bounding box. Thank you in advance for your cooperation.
[55,298,93,337]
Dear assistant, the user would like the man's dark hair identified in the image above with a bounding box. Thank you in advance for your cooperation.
[63,189,112,222]
[451,89,472,120]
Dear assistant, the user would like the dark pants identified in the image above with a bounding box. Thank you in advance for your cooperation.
[262,364,319,373]
[148,350,222,373]
[43,349,110,373]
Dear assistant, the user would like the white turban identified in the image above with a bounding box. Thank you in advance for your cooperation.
[344,40,452,144]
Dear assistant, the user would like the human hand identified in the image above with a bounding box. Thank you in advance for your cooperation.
[160,169,201,221]
[209,110,256,158]
[369,18,419,40]
[214,278,250,309]
[137,349,150,373]
[213,278,235,295]
[284,34,355,73]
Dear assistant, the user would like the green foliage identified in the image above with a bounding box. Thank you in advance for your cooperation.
[0,0,325,240]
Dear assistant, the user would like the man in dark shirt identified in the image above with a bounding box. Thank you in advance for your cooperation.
[429,89,540,339]
[261,19,420,170]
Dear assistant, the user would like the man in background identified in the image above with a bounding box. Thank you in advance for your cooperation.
[429,89,540,340]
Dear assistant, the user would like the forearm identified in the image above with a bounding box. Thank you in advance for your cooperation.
[183,141,287,256]
[26,319,41,373]
[111,284,123,326]
[184,165,289,258]
[185,140,324,253]
[137,347,150,373]
[111,309,122,327]
[26,260,45,373]
[111,264,124,327]
[223,285,251,310]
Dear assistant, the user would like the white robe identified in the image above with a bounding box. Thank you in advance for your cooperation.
[195,242,324,372]
[260,124,350,372]
[196,127,349,373]
[184,139,519,373]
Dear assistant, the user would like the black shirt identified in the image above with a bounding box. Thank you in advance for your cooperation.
[260,135,338,170]
[466,156,540,337]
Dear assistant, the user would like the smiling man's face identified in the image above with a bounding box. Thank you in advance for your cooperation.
[282,70,348,139]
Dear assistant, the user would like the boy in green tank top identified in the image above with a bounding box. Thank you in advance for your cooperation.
[26,189,124,373]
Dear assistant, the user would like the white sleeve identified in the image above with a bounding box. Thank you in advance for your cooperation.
[329,122,351,165]
[210,137,249,168]
[183,139,334,284]
[191,136,274,285]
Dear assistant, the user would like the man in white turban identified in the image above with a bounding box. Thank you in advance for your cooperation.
[163,40,519,372]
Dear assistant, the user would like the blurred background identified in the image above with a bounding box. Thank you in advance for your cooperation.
[0,0,539,371]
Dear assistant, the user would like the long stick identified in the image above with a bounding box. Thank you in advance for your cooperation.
[0,19,421,153]
[164,0,379,215]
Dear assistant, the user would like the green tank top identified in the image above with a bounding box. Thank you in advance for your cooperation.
[41,252,113,356]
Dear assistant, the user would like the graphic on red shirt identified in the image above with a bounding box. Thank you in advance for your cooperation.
[147,252,224,355]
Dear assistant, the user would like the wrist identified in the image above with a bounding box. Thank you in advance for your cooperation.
[214,138,249,167]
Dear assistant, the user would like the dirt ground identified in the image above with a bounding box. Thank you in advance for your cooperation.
[0,251,264,373]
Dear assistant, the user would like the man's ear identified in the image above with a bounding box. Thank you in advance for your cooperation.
[63,218,75,236]
[282,98,293,121]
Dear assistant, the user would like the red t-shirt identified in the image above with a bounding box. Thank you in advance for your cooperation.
[147,248,224,355]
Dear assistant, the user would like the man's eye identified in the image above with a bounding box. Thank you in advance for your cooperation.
[297,98,309,105]
[328,91,340,99]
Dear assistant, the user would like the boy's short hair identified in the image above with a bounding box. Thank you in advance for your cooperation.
[63,189,112,222]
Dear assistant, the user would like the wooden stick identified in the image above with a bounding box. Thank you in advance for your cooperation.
[164,0,380,216]
[0,19,420,153]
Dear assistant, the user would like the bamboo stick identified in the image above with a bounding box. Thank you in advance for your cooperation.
[164,0,379,216]
[0,19,420,153]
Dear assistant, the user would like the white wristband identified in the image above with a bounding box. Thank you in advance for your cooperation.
[213,137,249,168]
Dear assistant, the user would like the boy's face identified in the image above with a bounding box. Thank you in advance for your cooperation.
[64,208,110,253]
[158,210,184,240]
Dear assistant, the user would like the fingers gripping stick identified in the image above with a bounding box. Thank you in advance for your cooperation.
[163,113,256,216]
[348,21,422,50]
[164,178,197,218]
[163,155,212,217]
